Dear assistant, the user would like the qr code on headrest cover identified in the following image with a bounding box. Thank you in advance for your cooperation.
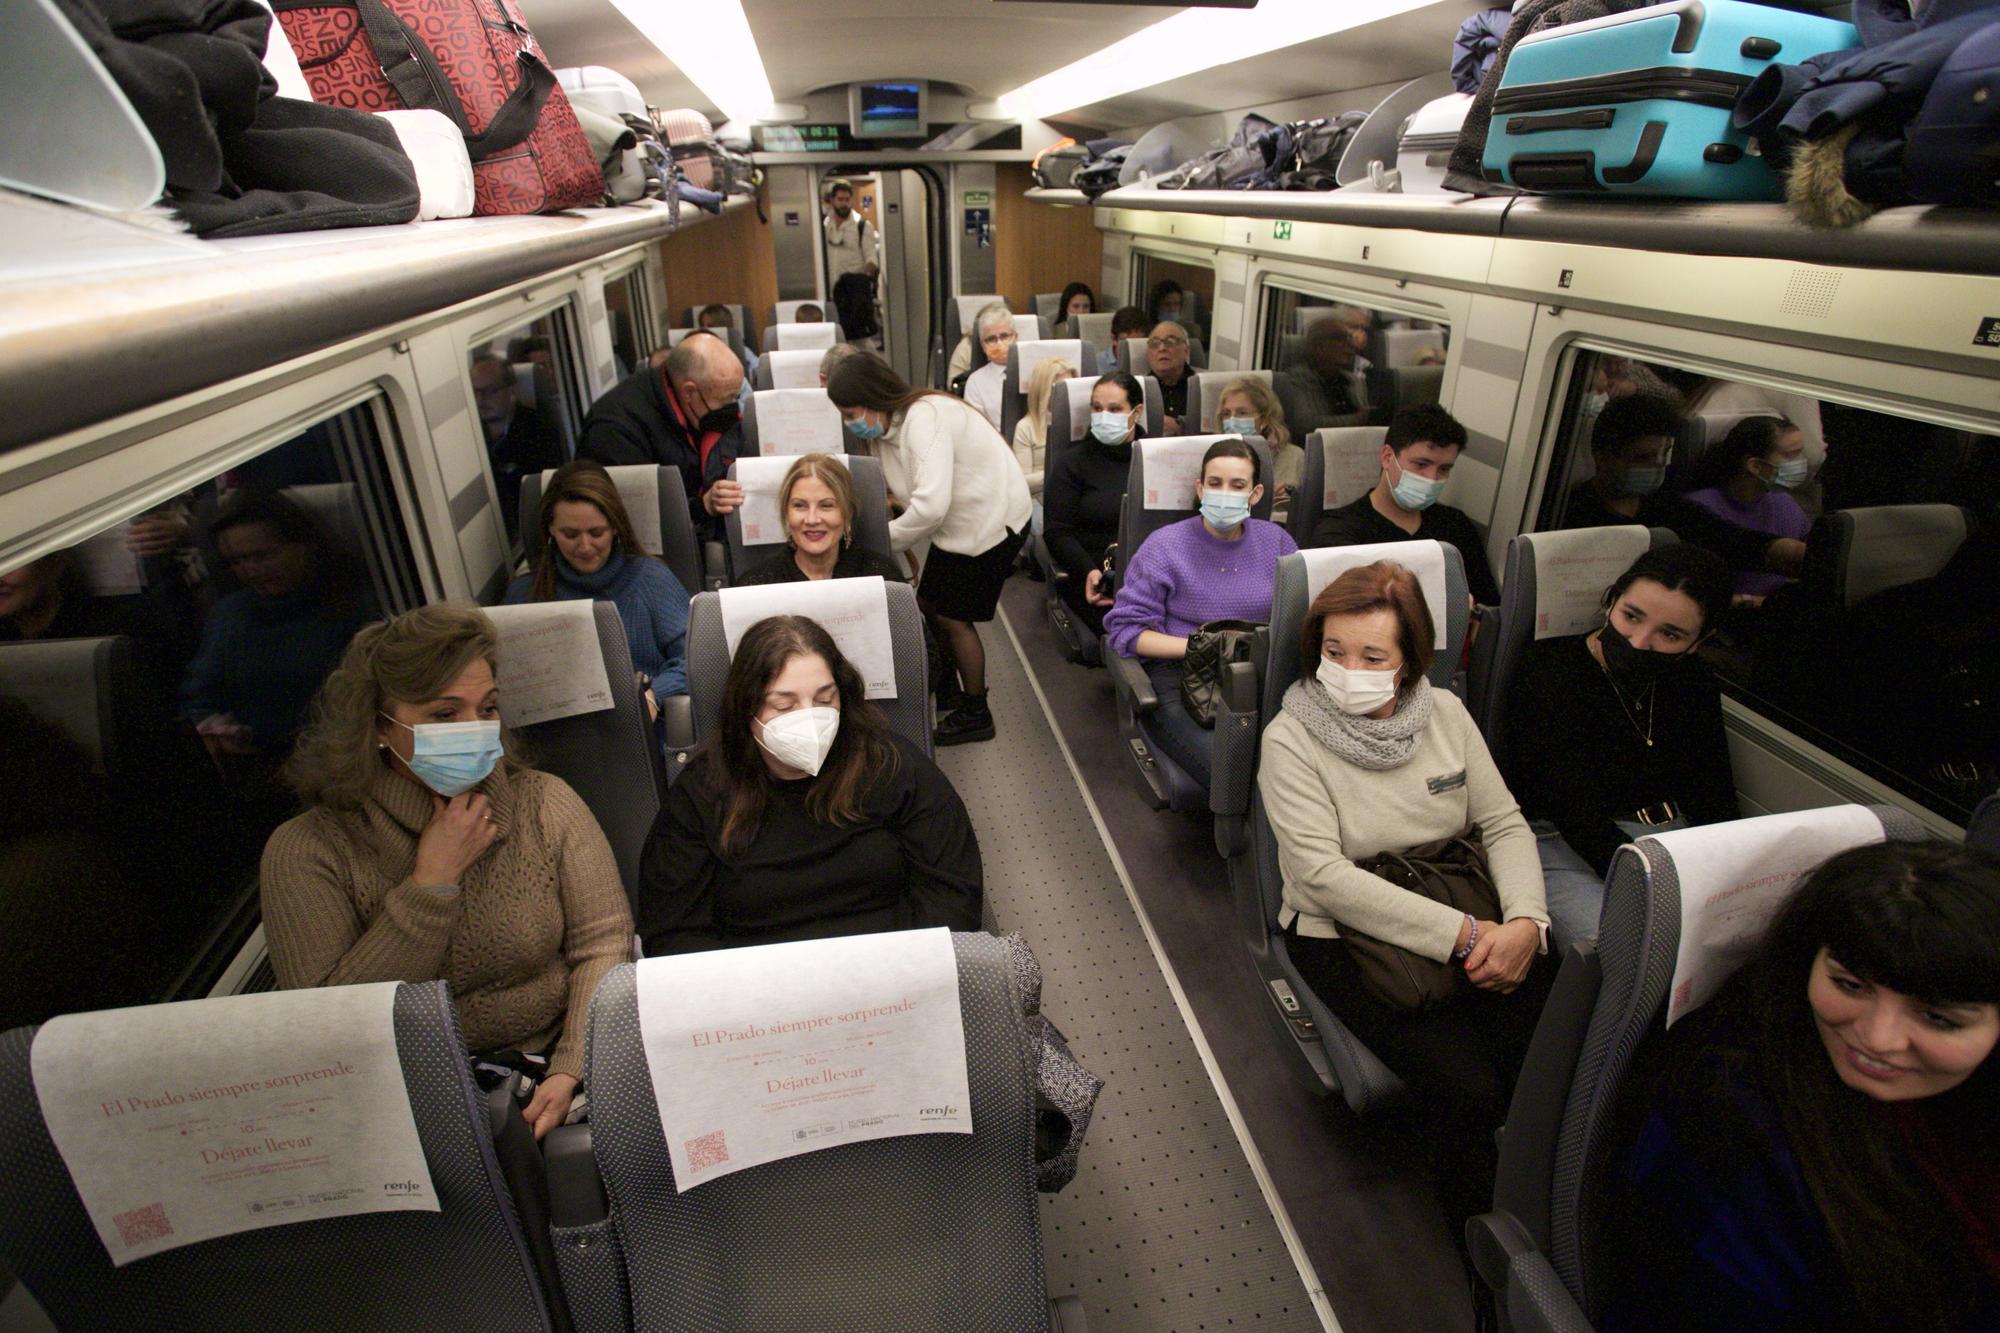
[686,1130,729,1173]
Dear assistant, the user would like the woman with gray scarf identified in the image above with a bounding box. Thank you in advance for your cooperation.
[1258,560,1551,1243]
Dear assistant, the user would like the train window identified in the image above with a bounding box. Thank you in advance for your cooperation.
[1536,349,2000,824]
[1130,252,1214,343]
[468,308,587,545]
[1257,284,1452,436]
[0,398,422,1031]
[602,263,652,379]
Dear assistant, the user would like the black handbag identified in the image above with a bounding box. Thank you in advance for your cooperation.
[1179,619,1262,728]
[1341,830,1500,1012]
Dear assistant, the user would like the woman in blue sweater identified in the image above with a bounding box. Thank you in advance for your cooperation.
[504,461,689,700]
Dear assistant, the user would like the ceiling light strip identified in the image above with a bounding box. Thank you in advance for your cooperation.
[604,0,775,124]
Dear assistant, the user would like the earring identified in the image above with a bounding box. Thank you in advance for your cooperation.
[842,532,852,548]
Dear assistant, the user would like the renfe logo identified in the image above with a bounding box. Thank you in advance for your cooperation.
[917,1105,960,1120]
[382,1180,424,1194]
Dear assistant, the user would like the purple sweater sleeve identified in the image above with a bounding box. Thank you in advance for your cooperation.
[1104,519,1297,658]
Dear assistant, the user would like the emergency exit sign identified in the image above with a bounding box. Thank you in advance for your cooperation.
[964,191,991,206]
[1273,221,1293,240]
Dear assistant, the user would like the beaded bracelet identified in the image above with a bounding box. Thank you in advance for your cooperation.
[1453,913,1479,963]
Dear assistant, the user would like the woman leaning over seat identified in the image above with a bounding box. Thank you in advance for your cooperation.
[260,604,633,1138]
[738,452,906,587]
[1600,839,2000,1332]
[637,614,981,955]
[1099,437,1297,789]
[1258,561,1549,1231]
[828,355,1031,746]
[503,460,689,701]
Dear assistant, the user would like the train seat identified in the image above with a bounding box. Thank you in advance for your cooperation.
[1380,326,1445,369]
[488,600,667,898]
[553,934,1079,1331]
[0,634,135,775]
[768,300,842,338]
[741,387,845,458]
[943,294,1005,362]
[760,322,841,355]
[520,465,704,600]
[686,576,931,755]
[1290,426,1387,547]
[1468,804,1921,1331]
[1184,368,1271,435]
[667,324,751,368]
[1033,291,1063,329]
[1967,793,2000,853]
[721,453,894,584]
[1812,503,1969,609]
[1068,311,1114,352]
[1210,541,1467,1111]
[1363,364,1443,424]
[1106,434,1274,813]
[1466,525,1677,778]
[683,303,755,346]
[1000,338,1088,444]
[1114,334,1206,376]
[755,348,825,391]
[0,981,564,1333]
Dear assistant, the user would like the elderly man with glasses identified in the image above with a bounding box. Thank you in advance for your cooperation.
[1145,322,1193,436]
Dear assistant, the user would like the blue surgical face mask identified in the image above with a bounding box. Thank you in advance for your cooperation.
[1220,415,1257,437]
[1618,464,1666,496]
[1769,457,1809,490]
[1199,489,1252,531]
[381,715,504,798]
[843,414,884,441]
[1389,459,1445,511]
[1090,411,1132,445]
[1580,391,1610,418]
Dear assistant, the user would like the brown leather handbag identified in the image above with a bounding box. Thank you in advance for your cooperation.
[1178,619,1262,728]
[1340,828,1499,1011]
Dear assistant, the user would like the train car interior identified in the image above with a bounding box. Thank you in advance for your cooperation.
[3,0,1998,1327]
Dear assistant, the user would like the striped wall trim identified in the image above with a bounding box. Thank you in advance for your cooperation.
[1219,280,1247,305]
[449,475,489,531]
[1102,249,1125,272]
[1212,335,1241,363]
[1464,428,1508,470]
[1459,337,1527,383]
[424,378,469,429]
[476,563,512,606]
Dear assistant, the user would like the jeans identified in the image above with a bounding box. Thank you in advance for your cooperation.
[1141,659,1212,791]
[1534,820,1607,954]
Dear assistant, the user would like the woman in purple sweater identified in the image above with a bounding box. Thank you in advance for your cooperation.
[1101,438,1298,788]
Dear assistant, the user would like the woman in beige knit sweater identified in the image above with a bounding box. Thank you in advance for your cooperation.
[260,604,632,1139]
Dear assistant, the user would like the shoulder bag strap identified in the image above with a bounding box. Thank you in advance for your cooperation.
[350,0,555,162]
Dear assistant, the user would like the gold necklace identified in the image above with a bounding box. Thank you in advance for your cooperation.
[1604,669,1656,747]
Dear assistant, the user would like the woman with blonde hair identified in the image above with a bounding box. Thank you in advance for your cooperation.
[504,459,688,698]
[738,452,906,586]
[1214,377,1301,511]
[1011,357,1074,526]
[261,603,633,1139]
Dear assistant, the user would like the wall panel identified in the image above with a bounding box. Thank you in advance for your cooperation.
[655,203,779,333]
[993,164,1103,316]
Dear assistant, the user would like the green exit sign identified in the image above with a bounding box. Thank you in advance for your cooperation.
[963,191,992,206]
[1273,220,1294,240]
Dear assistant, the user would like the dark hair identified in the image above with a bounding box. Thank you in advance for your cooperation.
[795,303,824,323]
[1109,305,1152,340]
[1691,415,1796,492]
[529,460,653,601]
[1299,561,1436,689]
[704,615,900,856]
[1147,278,1185,316]
[470,352,515,386]
[1385,404,1468,456]
[1058,282,1096,317]
[1199,437,1261,489]
[1591,392,1684,457]
[210,488,327,552]
[1091,370,1143,414]
[826,354,958,420]
[1660,840,2000,1330]
[506,335,551,362]
[1602,544,1732,638]
[697,303,733,327]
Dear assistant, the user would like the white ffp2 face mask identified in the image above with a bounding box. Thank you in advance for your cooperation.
[1317,658,1399,715]
[754,705,841,776]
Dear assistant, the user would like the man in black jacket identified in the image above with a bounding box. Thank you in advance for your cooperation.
[579,332,745,536]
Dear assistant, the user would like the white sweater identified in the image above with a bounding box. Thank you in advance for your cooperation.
[880,395,1034,556]
[1258,688,1547,962]
[964,362,1005,432]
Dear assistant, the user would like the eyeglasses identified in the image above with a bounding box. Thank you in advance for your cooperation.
[1146,337,1187,351]
[981,330,1017,345]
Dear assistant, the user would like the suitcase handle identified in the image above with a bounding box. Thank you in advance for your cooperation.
[351,0,556,163]
[1503,109,1616,135]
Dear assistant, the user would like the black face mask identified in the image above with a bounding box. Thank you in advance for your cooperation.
[1598,621,1678,685]
[698,401,740,435]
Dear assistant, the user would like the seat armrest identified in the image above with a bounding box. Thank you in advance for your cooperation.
[1467,1208,1536,1296]
[703,539,729,590]
[1049,1294,1089,1332]
[1209,657,1260,821]
[1508,1249,1594,1333]
[660,692,695,751]
[544,1123,608,1229]
[1108,652,1158,713]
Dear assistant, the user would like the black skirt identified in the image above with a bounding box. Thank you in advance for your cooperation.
[918,527,1027,622]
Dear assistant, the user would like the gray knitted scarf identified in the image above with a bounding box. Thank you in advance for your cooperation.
[1281,674,1435,771]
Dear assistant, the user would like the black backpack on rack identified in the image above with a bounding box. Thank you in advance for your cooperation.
[1251,111,1368,191]
[1156,114,1280,191]
[1072,138,1135,200]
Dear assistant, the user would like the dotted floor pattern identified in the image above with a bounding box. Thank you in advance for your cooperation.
[933,607,1321,1333]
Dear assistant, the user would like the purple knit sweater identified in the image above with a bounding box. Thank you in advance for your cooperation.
[1104,516,1298,658]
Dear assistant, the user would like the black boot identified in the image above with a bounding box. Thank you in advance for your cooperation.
[934,691,995,746]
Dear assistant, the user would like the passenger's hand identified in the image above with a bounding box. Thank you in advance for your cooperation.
[523,1072,578,1141]
[643,685,659,723]
[1465,918,1539,992]
[412,792,498,887]
[1275,483,1294,506]
[1161,415,1182,437]
[195,712,255,758]
[864,262,880,278]
[703,479,745,517]
[1765,537,1805,578]
[127,511,191,557]
[1084,569,1115,608]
